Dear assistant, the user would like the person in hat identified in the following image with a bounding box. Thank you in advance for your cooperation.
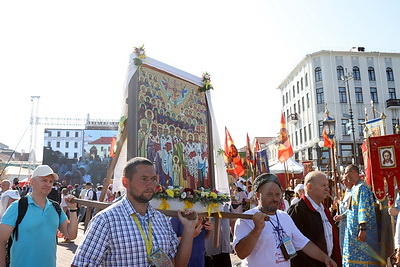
[290,184,305,206]
[0,165,78,267]
[233,173,337,267]
[0,189,20,220]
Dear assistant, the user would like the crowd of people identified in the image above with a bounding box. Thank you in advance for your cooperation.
[0,158,398,266]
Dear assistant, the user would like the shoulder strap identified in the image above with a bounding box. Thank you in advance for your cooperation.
[49,199,62,217]
[13,196,28,241]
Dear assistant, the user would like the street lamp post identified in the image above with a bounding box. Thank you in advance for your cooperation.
[342,69,358,165]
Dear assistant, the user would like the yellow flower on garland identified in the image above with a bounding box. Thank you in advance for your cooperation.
[166,189,174,198]
[210,192,218,199]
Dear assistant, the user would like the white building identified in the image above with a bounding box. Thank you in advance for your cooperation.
[277,48,400,169]
[44,129,85,160]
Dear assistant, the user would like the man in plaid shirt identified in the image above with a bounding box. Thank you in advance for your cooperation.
[71,157,197,267]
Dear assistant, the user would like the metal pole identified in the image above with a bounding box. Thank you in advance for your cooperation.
[343,69,358,165]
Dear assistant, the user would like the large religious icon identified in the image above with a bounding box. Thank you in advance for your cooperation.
[128,66,212,190]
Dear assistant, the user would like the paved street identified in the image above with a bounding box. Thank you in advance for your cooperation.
[56,223,242,267]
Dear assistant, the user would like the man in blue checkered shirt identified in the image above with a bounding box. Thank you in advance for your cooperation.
[71,157,197,267]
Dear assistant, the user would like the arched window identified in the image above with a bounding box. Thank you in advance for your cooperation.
[387,67,394,81]
[315,67,322,82]
[353,66,361,80]
[368,67,375,81]
[337,66,344,80]
[301,78,304,90]
[305,73,308,86]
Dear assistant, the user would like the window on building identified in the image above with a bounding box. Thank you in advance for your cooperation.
[47,141,51,147]
[355,87,363,103]
[282,96,285,106]
[387,67,394,81]
[302,97,305,112]
[65,142,69,148]
[298,100,301,114]
[65,152,69,158]
[337,66,344,80]
[305,73,309,86]
[66,131,70,137]
[342,119,350,136]
[57,131,61,137]
[358,119,364,137]
[293,86,295,97]
[304,126,307,142]
[318,120,323,137]
[316,88,324,104]
[56,142,60,148]
[393,119,400,134]
[48,131,52,137]
[353,66,361,80]
[309,123,312,140]
[306,93,310,108]
[101,146,104,151]
[293,103,297,114]
[339,87,347,103]
[75,132,79,137]
[74,142,78,148]
[286,92,288,104]
[370,87,378,103]
[368,67,376,81]
[389,88,397,99]
[315,67,322,82]
[74,153,78,159]
[295,132,298,146]
[297,81,300,94]
[301,78,304,90]
[341,144,354,165]
[299,129,303,144]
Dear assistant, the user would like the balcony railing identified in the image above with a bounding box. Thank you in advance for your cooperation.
[386,99,400,109]
[287,113,299,123]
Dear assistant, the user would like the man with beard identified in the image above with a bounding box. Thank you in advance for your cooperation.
[233,173,337,267]
[71,157,197,267]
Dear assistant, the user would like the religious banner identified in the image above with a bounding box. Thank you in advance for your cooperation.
[368,134,400,205]
[365,117,385,137]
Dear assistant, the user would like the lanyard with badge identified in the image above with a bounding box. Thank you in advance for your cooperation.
[132,214,173,267]
[269,213,297,260]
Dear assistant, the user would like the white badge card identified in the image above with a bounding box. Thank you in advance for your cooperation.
[281,236,297,260]
[149,248,174,267]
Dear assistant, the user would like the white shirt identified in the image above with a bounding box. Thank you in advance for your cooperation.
[233,208,309,267]
[306,195,333,256]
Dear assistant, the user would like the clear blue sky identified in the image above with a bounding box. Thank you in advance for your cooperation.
[1,0,399,159]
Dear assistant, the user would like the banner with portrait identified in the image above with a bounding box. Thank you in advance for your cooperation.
[368,134,400,205]
[128,65,212,190]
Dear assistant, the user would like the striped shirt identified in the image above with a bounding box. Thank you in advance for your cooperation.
[71,196,179,267]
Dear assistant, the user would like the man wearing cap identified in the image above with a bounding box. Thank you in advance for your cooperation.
[233,173,337,267]
[287,171,341,266]
[0,165,79,267]
[290,184,305,206]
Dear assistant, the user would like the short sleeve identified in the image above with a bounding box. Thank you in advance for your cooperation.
[59,209,68,226]
[232,218,253,249]
[71,215,110,266]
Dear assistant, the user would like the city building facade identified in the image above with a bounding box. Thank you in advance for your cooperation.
[277,48,400,170]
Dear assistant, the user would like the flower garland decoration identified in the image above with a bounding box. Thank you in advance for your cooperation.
[153,185,230,206]
[199,72,213,92]
[133,44,146,68]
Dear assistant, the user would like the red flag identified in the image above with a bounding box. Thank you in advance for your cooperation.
[224,127,245,177]
[246,133,254,165]
[322,129,333,148]
[110,137,117,158]
[368,134,400,206]
[278,114,294,163]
